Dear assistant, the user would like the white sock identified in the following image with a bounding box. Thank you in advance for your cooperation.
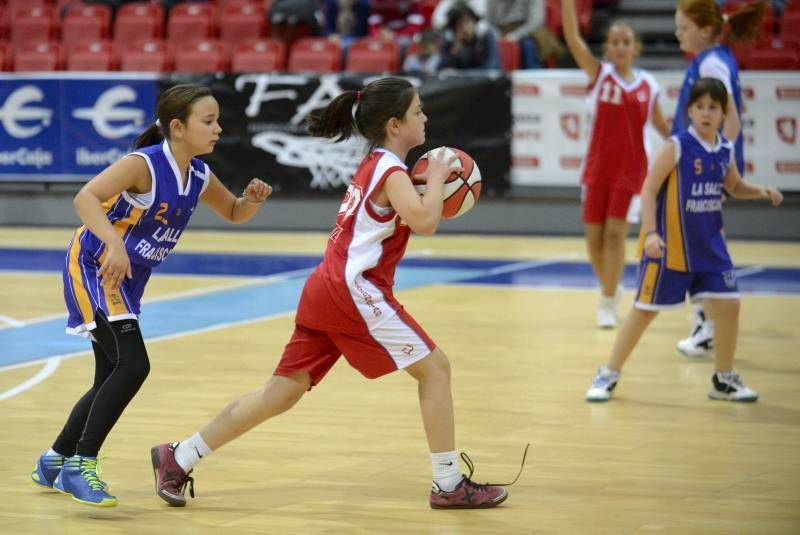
[46,448,61,457]
[431,451,462,492]
[174,432,212,473]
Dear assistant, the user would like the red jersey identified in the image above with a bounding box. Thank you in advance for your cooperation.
[581,63,660,193]
[296,149,411,333]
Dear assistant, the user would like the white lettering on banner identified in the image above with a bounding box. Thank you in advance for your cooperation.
[71,86,145,139]
[76,147,126,166]
[0,85,53,139]
[511,70,800,191]
[235,73,309,118]
[251,130,364,189]
[0,148,53,168]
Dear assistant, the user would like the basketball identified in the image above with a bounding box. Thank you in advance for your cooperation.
[410,147,482,219]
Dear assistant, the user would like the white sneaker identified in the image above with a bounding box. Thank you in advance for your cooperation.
[596,296,618,329]
[676,308,714,358]
[708,371,758,402]
[586,366,621,402]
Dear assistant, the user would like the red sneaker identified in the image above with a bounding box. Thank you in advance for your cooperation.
[430,477,508,509]
[429,446,530,510]
[151,443,194,507]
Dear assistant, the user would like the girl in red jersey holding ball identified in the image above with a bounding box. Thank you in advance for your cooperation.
[563,0,671,329]
[151,77,515,510]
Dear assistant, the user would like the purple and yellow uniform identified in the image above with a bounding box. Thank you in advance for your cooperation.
[635,126,740,310]
[63,140,210,335]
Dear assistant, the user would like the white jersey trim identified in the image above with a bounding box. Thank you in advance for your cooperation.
[698,53,734,95]
[125,152,158,210]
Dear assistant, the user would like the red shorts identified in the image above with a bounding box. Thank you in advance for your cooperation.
[274,310,436,387]
[581,183,637,224]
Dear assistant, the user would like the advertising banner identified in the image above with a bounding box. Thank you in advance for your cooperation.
[512,70,800,190]
[0,74,157,180]
[161,72,511,196]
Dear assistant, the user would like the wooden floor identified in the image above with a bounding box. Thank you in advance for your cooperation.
[1,227,799,534]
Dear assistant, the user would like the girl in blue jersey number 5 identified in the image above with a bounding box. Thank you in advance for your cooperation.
[30,84,272,507]
[585,78,782,403]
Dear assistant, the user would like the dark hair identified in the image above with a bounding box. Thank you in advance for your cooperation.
[306,77,417,148]
[446,3,478,32]
[678,0,767,41]
[687,77,728,110]
[133,84,214,149]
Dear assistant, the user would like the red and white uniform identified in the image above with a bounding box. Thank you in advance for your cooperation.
[581,62,660,223]
[276,148,435,386]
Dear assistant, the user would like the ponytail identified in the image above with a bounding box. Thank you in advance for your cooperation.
[726,1,767,42]
[306,90,359,142]
[133,123,164,149]
[306,77,416,149]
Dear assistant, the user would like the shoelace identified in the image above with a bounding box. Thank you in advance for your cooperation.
[459,443,530,489]
[79,458,106,492]
[180,470,196,498]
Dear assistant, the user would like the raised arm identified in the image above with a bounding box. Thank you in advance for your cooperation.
[563,0,600,80]
[201,174,272,223]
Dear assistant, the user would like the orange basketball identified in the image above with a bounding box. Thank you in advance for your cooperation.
[410,147,482,219]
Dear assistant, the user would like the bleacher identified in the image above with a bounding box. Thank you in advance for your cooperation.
[0,0,797,73]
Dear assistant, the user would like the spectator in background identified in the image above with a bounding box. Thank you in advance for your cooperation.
[439,3,500,70]
[431,0,487,30]
[486,0,562,68]
[323,0,370,47]
[402,28,441,74]
[269,0,324,46]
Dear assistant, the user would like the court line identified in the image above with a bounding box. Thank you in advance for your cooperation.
[0,357,61,401]
[0,310,293,400]
[0,314,24,327]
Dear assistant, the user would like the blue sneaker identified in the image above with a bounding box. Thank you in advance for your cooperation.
[53,456,118,507]
[32,452,66,489]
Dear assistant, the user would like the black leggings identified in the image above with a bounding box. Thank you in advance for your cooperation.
[52,309,150,457]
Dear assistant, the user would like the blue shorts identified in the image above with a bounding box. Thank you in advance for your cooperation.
[634,259,740,311]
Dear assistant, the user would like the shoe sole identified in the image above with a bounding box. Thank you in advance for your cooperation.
[677,343,712,359]
[71,495,118,507]
[708,391,758,402]
[151,446,187,507]
[430,490,509,509]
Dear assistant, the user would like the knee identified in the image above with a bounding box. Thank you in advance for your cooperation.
[604,227,626,247]
[130,356,150,386]
[425,348,452,384]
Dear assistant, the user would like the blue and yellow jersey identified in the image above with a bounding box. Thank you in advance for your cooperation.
[63,140,210,335]
[653,127,734,273]
[673,45,744,175]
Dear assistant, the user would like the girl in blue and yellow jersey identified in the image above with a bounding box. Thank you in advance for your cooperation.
[31,84,273,507]
[585,78,782,404]
[673,0,767,357]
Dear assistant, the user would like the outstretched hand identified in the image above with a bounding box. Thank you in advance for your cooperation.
[242,178,273,203]
[765,187,783,207]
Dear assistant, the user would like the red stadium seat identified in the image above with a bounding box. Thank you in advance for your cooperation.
[345,38,399,72]
[167,2,217,43]
[120,38,172,72]
[0,41,9,71]
[174,38,229,72]
[13,41,63,71]
[62,4,112,46]
[498,38,520,72]
[66,39,117,71]
[779,12,800,47]
[746,48,799,70]
[231,37,285,72]
[10,6,58,48]
[220,2,267,46]
[287,37,341,72]
[114,2,165,44]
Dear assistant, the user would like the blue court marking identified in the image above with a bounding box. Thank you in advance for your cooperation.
[2,247,799,368]
[0,265,483,368]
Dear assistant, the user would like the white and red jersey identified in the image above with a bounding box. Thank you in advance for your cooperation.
[296,148,412,334]
[581,62,660,193]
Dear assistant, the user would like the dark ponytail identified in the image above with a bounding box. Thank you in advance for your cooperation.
[307,77,417,149]
[133,123,164,149]
[727,1,767,42]
[306,90,360,142]
[133,84,214,149]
